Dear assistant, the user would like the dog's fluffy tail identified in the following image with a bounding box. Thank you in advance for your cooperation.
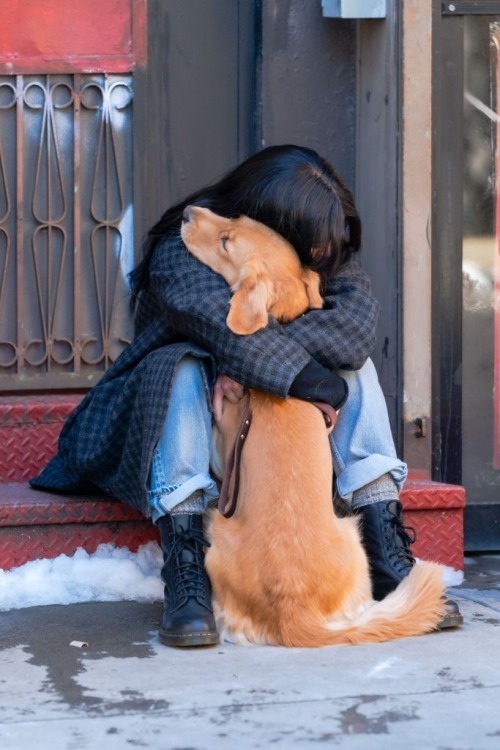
[278,562,446,648]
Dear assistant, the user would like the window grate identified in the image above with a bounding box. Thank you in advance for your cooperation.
[0,73,134,390]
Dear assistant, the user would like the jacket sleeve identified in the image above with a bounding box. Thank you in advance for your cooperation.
[283,259,380,371]
[148,236,312,397]
[147,235,379,394]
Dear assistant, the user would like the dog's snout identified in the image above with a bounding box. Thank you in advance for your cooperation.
[182,205,193,224]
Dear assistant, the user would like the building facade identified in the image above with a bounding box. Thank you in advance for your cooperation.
[0,0,499,553]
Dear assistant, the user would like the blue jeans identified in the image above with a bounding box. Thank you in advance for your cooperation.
[147,356,407,522]
[148,357,220,522]
[333,358,407,502]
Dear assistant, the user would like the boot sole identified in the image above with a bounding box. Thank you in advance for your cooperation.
[159,630,219,648]
[437,613,464,630]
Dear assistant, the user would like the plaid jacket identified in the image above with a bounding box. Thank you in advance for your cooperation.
[30,234,380,516]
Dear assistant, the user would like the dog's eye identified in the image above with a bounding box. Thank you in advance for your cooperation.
[221,235,230,252]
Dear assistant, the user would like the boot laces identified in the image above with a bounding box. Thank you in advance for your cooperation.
[384,500,416,570]
[167,527,212,605]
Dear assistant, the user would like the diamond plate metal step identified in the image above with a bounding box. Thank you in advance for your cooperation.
[401,479,465,570]
[0,479,464,571]
[0,482,158,571]
[0,396,465,572]
[0,394,82,482]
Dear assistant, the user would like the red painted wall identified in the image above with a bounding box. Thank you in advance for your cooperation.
[0,0,146,73]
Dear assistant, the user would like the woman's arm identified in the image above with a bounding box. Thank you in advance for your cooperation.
[149,236,312,396]
[148,235,378,393]
[284,260,380,371]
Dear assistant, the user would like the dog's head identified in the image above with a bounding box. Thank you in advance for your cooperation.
[181,206,322,335]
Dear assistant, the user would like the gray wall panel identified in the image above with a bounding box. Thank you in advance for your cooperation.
[260,0,356,190]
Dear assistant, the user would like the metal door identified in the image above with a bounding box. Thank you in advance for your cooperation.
[435,1,500,550]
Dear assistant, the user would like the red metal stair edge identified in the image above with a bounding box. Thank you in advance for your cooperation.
[0,523,160,572]
[0,393,83,426]
[0,393,84,482]
[0,479,465,572]
[400,479,466,510]
[0,482,159,571]
[400,478,465,571]
[0,482,146,527]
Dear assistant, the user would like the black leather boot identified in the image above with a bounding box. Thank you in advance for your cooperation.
[355,500,463,629]
[157,513,219,647]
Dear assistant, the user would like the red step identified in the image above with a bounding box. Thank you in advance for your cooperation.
[0,478,465,571]
[0,395,465,572]
[0,482,159,570]
[0,394,82,482]
[401,479,465,571]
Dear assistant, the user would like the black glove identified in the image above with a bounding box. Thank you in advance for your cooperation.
[289,358,348,410]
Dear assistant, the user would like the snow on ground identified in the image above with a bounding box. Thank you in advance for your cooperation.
[0,542,464,612]
[0,542,164,611]
[441,565,464,588]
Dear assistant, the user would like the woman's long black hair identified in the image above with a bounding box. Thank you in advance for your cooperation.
[130,144,361,304]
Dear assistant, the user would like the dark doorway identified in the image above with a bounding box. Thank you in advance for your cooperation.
[433,4,500,550]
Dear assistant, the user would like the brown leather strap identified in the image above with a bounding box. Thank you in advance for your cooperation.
[312,401,338,434]
[217,399,336,519]
[217,402,253,518]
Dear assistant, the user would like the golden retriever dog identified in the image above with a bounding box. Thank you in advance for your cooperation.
[181,206,446,647]
[180,205,324,334]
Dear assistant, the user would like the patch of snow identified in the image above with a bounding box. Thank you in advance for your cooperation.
[441,564,464,588]
[0,543,465,612]
[0,542,163,611]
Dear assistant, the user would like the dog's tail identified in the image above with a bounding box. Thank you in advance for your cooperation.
[278,562,446,648]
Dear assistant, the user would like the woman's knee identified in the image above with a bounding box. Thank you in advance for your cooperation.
[339,357,378,404]
[171,356,207,393]
[154,356,212,460]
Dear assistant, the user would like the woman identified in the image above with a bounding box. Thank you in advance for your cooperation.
[31,145,462,645]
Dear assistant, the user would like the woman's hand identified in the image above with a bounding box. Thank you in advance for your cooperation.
[212,374,247,422]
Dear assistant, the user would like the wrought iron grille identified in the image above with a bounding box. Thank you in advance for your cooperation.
[0,73,134,390]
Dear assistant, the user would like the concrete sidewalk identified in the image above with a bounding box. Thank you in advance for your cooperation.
[1,555,499,750]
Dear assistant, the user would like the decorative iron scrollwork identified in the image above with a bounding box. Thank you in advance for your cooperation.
[0,73,134,388]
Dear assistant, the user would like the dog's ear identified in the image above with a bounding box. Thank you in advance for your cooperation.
[227,272,276,335]
[302,269,323,310]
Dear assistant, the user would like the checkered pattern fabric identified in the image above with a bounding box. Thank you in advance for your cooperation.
[30,234,379,517]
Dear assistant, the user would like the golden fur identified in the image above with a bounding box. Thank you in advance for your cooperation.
[181,206,323,334]
[181,207,446,647]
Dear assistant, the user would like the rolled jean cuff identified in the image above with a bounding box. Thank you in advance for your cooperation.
[148,473,219,523]
[335,455,408,505]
